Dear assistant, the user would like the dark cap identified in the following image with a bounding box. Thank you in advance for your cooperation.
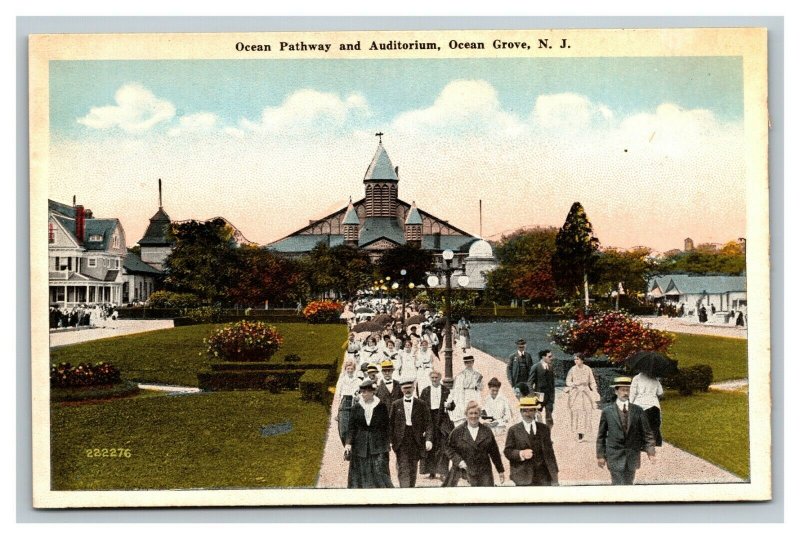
[516,339,526,346]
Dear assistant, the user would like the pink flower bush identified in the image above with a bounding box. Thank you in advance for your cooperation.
[205,320,284,362]
[302,300,343,324]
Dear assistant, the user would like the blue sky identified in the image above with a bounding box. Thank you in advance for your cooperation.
[47,56,746,251]
[51,57,743,137]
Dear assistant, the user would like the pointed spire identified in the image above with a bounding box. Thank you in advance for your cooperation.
[405,201,422,225]
[342,197,360,225]
[158,178,163,208]
[364,141,399,182]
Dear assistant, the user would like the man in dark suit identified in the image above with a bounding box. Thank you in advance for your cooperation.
[504,396,559,486]
[507,338,533,396]
[376,360,402,405]
[389,376,433,487]
[419,370,454,478]
[596,376,657,485]
[528,350,556,426]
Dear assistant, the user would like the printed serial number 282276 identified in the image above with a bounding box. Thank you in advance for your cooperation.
[85,448,131,458]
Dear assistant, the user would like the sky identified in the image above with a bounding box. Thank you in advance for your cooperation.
[48,57,745,252]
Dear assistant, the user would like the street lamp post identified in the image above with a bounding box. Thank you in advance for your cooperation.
[427,249,468,389]
[400,269,407,322]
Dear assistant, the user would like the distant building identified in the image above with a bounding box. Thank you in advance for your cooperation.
[647,274,747,314]
[684,237,694,252]
[48,199,129,305]
[266,139,497,287]
[122,250,162,303]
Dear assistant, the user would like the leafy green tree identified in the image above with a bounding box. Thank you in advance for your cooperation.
[484,227,559,304]
[329,245,374,300]
[299,243,337,298]
[552,202,600,308]
[163,218,238,304]
[594,247,657,299]
[656,242,745,276]
[377,244,433,287]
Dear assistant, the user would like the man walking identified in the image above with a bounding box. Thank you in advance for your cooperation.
[419,370,453,479]
[376,360,402,405]
[596,376,657,485]
[507,339,533,397]
[389,376,433,487]
[503,396,559,486]
[529,350,556,426]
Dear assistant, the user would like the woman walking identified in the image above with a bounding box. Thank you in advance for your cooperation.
[444,401,505,486]
[335,359,362,445]
[344,380,393,488]
[564,353,600,442]
[630,371,664,446]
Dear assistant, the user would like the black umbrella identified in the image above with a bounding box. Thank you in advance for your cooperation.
[355,307,375,314]
[371,313,393,325]
[404,314,426,326]
[625,351,679,378]
[351,321,384,333]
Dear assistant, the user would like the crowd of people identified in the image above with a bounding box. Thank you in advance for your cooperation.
[48,304,118,330]
[334,298,661,487]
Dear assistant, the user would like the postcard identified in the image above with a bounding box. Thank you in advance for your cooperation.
[30,28,770,508]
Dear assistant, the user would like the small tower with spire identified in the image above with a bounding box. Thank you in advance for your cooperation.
[138,179,175,271]
[404,201,422,247]
[342,197,360,246]
[363,134,399,218]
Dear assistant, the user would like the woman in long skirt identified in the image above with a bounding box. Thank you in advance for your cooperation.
[335,359,362,445]
[457,317,471,351]
[630,371,665,446]
[415,340,436,394]
[564,353,600,442]
[344,380,393,488]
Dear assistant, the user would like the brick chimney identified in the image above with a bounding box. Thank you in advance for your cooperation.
[75,205,85,245]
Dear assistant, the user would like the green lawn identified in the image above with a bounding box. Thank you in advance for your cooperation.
[50,391,330,489]
[670,333,748,382]
[661,389,750,479]
[50,322,348,387]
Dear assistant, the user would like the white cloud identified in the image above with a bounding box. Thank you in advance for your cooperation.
[167,112,219,137]
[77,84,175,133]
[240,89,370,133]
[531,92,613,130]
[392,79,523,136]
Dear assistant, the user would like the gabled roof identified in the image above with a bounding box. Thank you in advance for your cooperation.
[405,201,422,225]
[651,274,747,296]
[139,207,174,246]
[358,217,404,246]
[48,199,77,218]
[123,251,163,275]
[364,143,399,182]
[51,213,120,251]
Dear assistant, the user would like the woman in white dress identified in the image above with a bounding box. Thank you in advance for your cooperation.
[344,332,361,364]
[481,377,513,439]
[630,371,665,446]
[414,340,436,394]
[451,355,483,427]
[456,317,471,352]
[564,353,600,442]
[397,339,417,383]
[360,336,381,366]
[335,359,362,445]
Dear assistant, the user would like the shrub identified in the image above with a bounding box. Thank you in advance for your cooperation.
[550,310,674,363]
[302,300,343,324]
[264,375,282,394]
[185,306,223,324]
[663,364,714,396]
[205,320,284,362]
[50,362,122,388]
[299,369,330,402]
[146,291,202,309]
[284,353,301,363]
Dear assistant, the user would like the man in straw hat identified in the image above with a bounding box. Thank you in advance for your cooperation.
[389,375,433,487]
[596,376,657,485]
[503,395,559,486]
[376,360,403,405]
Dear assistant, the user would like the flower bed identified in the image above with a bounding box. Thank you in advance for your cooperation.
[302,300,343,324]
[51,362,122,388]
[204,320,284,362]
[550,310,674,363]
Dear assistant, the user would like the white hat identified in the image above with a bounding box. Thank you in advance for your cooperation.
[398,375,416,386]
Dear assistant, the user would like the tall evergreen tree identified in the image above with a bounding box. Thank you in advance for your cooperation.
[552,202,600,308]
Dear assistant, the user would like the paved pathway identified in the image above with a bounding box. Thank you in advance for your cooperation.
[49,319,174,348]
[638,316,747,339]
[316,344,744,488]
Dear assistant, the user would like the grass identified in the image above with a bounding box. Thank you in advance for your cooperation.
[50,391,330,489]
[661,388,750,480]
[50,322,348,387]
[669,333,748,382]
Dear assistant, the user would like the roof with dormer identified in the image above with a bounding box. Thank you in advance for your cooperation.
[49,199,122,252]
[364,143,398,182]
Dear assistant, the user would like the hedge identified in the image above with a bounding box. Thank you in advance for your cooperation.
[51,380,140,402]
[663,364,714,396]
[299,370,331,403]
